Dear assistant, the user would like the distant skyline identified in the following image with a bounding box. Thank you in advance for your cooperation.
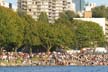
[5,0,108,6]
[5,0,17,6]
[5,0,17,9]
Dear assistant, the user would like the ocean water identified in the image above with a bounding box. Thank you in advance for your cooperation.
[0,66,108,72]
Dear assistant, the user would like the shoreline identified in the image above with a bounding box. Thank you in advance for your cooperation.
[0,63,107,67]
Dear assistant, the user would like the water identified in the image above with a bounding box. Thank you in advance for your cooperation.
[0,66,108,72]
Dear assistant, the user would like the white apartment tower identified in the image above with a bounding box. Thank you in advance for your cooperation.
[18,0,75,23]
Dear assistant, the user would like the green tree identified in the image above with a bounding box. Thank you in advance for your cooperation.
[0,6,24,51]
[92,6,108,19]
[18,13,41,53]
[72,20,105,49]
[38,12,49,23]
[36,12,75,52]
[65,10,79,20]
[55,12,71,24]
[36,23,74,52]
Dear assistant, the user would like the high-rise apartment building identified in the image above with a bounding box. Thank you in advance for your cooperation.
[73,0,85,12]
[18,0,75,23]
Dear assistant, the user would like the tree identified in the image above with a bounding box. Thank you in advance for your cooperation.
[92,6,108,19]
[0,6,105,52]
[65,10,79,20]
[72,20,105,49]
[38,12,49,23]
[35,12,75,52]
[0,6,24,51]
[53,24,75,50]
[55,12,71,24]
[36,23,74,52]
[18,13,42,53]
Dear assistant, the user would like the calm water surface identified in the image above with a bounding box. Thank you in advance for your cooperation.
[0,66,108,72]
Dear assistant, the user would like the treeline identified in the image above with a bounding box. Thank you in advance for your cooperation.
[0,6,105,53]
[92,5,108,19]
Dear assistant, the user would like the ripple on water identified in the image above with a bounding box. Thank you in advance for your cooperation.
[0,66,108,72]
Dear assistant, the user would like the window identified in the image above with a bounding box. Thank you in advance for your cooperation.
[67,2,70,4]
[33,12,36,15]
[29,9,31,12]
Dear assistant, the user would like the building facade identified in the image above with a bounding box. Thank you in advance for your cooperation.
[76,2,96,18]
[85,3,96,11]
[105,20,108,42]
[73,0,85,12]
[18,0,75,23]
[83,11,92,18]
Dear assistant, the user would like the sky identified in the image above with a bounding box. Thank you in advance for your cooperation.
[5,0,17,9]
[5,0,108,6]
[86,0,108,6]
[5,0,17,6]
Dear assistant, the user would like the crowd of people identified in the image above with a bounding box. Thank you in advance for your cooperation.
[76,53,108,66]
[0,50,108,66]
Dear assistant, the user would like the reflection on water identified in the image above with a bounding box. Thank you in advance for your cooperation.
[0,66,108,72]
